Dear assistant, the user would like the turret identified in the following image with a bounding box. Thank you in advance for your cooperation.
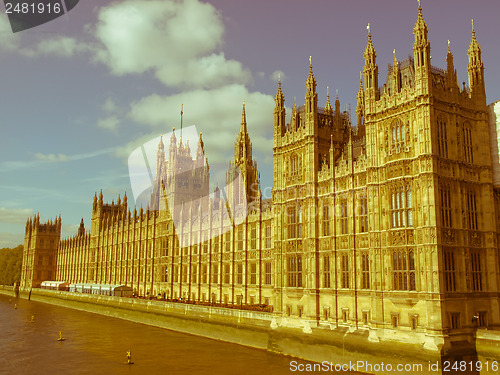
[324,86,333,116]
[157,134,165,177]
[467,20,486,105]
[363,24,379,106]
[196,132,204,165]
[78,218,85,236]
[445,40,457,90]
[392,50,400,94]
[356,74,365,137]
[413,3,431,94]
[234,101,252,162]
[334,90,340,120]
[123,191,128,210]
[274,77,285,140]
[93,192,97,212]
[291,98,298,131]
[169,128,177,160]
[304,57,318,130]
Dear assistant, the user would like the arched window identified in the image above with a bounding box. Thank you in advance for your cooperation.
[437,117,448,158]
[391,184,413,228]
[391,120,405,149]
[392,249,416,291]
[463,122,473,163]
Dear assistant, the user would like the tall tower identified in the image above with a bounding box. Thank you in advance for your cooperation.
[272,61,341,320]
[228,102,261,208]
[20,214,61,289]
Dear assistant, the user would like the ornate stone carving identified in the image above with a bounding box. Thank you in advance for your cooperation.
[391,230,405,245]
[469,231,481,247]
[442,229,455,245]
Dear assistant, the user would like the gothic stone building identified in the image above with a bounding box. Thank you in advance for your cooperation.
[21,5,499,352]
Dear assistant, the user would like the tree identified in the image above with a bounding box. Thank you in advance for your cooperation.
[0,245,23,286]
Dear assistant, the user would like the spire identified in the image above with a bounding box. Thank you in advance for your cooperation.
[170,127,177,149]
[356,72,365,136]
[324,86,333,116]
[240,100,247,133]
[159,134,164,150]
[291,97,298,130]
[334,89,340,118]
[468,18,482,61]
[196,132,205,161]
[274,77,285,138]
[306,55,317,91]
[305,56,317,123]
[414,0,427,36]
[392,49,400,94]
[78,218,85,236]
[445,40,457,89]
[363,23,378,97]
[364,23,376,65]
[413,0,430,69]
[275,76,284,105]
[467,19,485,102]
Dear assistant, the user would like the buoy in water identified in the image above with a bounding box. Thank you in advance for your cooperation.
[14,304,17,309]
[30,315,35,323]
[57,331,65,341]
[125,350,134,365]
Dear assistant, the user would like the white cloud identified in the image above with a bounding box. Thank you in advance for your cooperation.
[34,153,69,162]
[31,36,91,58]
[155,52,251,88]
[0,14,20,51]
[61,224,79,238]
[128,84,274,164]
[97,115,120,131]
[0,232,25,248]
[271,70,286,82]
[0,15,90,58]
[121,84,277,195]
[0,207,34,224]
[113,131,162,163]
[102,97,118,113]
[94,0,251,88]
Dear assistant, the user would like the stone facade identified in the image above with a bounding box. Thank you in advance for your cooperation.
[21,5,500,355]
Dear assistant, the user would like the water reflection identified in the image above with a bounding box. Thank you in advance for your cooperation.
[0,294,334,375]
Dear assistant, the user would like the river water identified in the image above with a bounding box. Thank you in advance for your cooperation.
[0,293,339,375]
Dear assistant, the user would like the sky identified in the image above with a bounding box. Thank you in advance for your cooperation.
[0,0,499,247]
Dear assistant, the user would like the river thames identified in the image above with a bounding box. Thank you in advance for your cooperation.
[0,293,346,375]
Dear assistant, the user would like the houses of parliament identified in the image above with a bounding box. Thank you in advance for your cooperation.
[20,5,500,352]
